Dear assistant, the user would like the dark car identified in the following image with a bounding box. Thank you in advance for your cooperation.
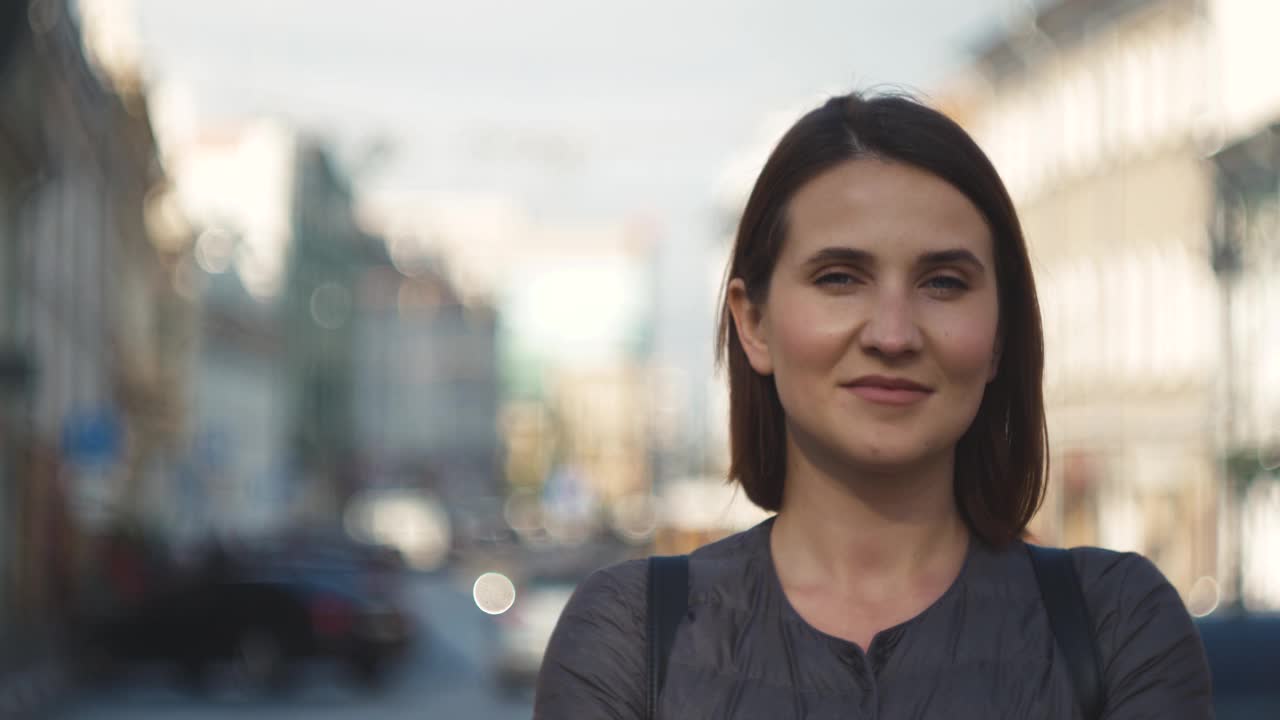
[77,532,413,692]
[1196,612,1280,719]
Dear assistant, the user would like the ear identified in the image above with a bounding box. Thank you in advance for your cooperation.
[727,278,774,376]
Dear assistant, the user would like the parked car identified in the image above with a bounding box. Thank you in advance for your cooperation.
[1196,612,1280,719]
[77,531,414,692]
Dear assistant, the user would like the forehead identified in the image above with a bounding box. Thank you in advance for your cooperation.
[782,158,993,261]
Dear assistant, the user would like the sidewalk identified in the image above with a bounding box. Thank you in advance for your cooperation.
[0,625,71,718]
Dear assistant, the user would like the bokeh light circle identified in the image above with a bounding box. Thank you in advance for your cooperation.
[473,572,516,615]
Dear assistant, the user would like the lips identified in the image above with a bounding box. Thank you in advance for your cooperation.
[843,375,933,406]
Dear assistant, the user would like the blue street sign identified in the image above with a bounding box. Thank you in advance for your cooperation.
[61,408,121,464]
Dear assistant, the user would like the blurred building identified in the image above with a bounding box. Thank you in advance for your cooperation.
[185,253,289,536]
[646,221,727,485]
[359,193,659,506]
[351,261,502,504]
[168,120,393,529]
[938,0,1280,606]
[499,233,657,509]
[1,0,194,566]
[167,120,297,534]
[545,364,651,505]
[0,0,194,691]
[283,142,384,519]
[950,0,1221,595]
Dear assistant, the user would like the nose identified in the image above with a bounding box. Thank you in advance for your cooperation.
[859,291,923,357]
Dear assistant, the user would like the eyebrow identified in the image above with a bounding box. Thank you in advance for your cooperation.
[804,246,987,273]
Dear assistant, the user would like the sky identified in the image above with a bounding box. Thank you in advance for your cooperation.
[124,0,1030,424]
[130,0,1026,225]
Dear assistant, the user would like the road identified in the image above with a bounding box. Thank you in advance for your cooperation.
[64,571,535,719]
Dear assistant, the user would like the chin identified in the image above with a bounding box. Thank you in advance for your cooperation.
[845,451,933,474]
[836,435,953,475]
[789,420,956,477]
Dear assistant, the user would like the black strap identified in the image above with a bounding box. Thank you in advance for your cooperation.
[646,554,689,720]
[1027,544,1105,720]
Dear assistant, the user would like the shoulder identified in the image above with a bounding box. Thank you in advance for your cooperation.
[1063,546,1188,645]
[558,557,648,627]
[686,519,774,609]
[534,558,649,717]
[541,557,649,671]
[560,517,769,621]
[551,518,771,627]
[1065,546,1182,625]
[1067,545,1161,584]
[688,522,768,574]
[1064,547,1213,715]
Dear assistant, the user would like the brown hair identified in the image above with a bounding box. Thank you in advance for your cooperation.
[715,91,1047,548]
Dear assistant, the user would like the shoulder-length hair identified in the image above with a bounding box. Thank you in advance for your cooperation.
[715,91,1048,548]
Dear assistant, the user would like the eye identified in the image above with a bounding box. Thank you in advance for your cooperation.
[922,275,969,294]
[814,270,859,287]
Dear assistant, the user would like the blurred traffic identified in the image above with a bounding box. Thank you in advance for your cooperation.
[74,526,413,692]
[1,0,1279,718]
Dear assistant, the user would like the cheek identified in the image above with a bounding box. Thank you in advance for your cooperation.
[767,293,850,377]
[937,310,1000,381]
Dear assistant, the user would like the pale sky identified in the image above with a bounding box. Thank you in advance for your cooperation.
[131,0,1026,225]
[125,0,1034,433]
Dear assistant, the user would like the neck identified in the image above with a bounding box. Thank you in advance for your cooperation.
[770,440,969,596]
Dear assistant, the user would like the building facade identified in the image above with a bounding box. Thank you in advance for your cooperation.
[0,0,193,666]
[166,120,297,534]
[351,261,502,504]
[942,0,1280,606]
[168,122,393,529]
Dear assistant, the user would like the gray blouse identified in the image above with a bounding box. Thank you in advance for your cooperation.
[534,517,1213,719]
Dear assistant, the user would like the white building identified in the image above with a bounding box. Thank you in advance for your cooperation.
[937,0,1280,606]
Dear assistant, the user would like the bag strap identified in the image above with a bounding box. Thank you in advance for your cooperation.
[647,554,689,720]
[1026,544,1105,720]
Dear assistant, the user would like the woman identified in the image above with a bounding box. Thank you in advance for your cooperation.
[533,91,1213,718]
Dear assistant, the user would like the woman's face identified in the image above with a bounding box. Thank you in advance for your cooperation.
[729,158,1001,478]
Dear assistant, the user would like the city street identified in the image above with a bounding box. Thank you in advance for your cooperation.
[8,0,1280,717]
[65,572,534,719]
